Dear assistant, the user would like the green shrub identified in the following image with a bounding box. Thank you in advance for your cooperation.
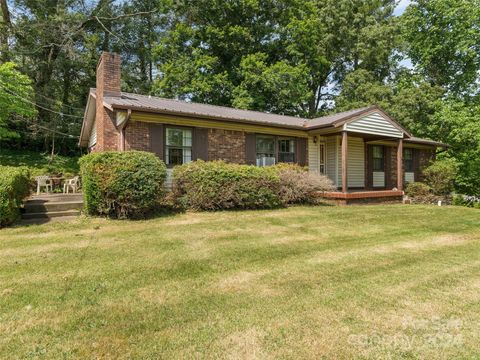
[173,161,282,210]
[423,159,458,195]
[405,182,432,198]
[79,151,167,219]
[453,194,480,209]
[0,166,30,227]
[172,161,335,211]
[274,164,335,204]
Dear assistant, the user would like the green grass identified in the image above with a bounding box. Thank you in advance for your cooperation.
[0,148,79,177]
[1,205,479,359]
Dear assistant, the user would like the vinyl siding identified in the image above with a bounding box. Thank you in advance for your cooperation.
[326,136,338,186]
[345,112,403,138]
[308,136,319,174]
[88,119,97,147]
[346,137,365,187]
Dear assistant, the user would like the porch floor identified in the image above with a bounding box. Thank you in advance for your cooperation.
[318,189,404,205]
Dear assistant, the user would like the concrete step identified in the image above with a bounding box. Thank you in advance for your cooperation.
[21,209,81,220]
[28,194,83,203]
[24,201,83,213]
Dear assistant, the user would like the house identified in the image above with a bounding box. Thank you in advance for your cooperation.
[79,52,447,203]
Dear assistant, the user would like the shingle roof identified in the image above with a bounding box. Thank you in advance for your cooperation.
[405,136,448,148]
[101,90,308,129]
[82,89,447,147]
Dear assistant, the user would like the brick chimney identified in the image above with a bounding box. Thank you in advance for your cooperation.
[95,52,121,151]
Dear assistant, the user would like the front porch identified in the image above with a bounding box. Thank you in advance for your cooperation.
[307,109,424,204]
[318,189,405,205]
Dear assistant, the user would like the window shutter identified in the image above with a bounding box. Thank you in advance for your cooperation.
[245,133,256,165]
[149,123,164,159]
[192,127,209,161]
[296,137,307,166]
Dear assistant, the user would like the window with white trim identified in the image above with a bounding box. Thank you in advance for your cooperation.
[165,127,192,166]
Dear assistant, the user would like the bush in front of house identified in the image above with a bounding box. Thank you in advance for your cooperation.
[172,161,334,211]
[79,151,167,219]
[172,160,282,210]
[405,182,432,198]
[0,166,30,227]
[452,194,480,209]
[274,163,335,204]
[423,159,458,195]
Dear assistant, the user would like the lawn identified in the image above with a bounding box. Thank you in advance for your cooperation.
[0,149,79,177]
[1,205,479,359]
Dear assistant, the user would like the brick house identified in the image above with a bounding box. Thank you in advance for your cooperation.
[79,52,447,202]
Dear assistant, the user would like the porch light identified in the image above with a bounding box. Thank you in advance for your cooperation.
[313,136,318,144]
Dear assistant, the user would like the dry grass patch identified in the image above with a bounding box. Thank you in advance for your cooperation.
[0,205,479,359]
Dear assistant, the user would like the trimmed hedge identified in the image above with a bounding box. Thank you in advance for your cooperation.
[79,151,167,219]
[0,166,30,227]
[173,160,281,210]
[172,161,334,211]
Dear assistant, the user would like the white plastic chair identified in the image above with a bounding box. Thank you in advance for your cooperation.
[63,176,80,194]
[36,176,53,195]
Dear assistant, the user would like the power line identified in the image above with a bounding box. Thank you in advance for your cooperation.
[0,82,84,119]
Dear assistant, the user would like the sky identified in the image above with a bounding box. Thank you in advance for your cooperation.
[394,0,412,16]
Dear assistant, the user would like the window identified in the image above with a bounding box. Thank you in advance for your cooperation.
[404,148,414,172]
[256,135,275,166]
[165,127,192,166]
[278,139,296,163]
[319,142,326,174]
[372,145,384,171]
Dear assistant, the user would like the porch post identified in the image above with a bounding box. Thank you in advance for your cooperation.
[397,138,403,191]
[341,131,348,193]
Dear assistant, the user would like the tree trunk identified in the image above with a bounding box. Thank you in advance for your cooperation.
[0,0,11,61]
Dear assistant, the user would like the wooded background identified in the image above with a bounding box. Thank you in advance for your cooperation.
[0,0,479,194]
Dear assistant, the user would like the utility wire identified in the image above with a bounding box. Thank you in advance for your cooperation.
[0,82,84,119]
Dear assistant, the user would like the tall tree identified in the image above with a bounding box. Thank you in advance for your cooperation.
[402,0,480,96]
[153,0,399,117]
[0,62,36,139]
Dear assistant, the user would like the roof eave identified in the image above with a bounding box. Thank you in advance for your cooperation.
[110,104,307,130]
[78,90,96,147]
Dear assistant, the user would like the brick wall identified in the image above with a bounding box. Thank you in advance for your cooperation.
[94,52,121,152]
[125,121,150,151]
[389,145,398,188]
[417,148,435,182]
[207,129,246,163]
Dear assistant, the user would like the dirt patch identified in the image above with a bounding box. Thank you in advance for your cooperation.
[221,328,268,360]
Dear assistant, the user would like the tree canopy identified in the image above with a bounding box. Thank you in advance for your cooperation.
[0,0,479,194]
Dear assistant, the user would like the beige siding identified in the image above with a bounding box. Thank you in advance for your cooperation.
[308,136,319,174]
[88,119,97,147]
[326,136,338,186]
[346,112,403,138]
[346,137,365,187]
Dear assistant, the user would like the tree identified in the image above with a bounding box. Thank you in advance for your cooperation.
[402,0,480,96]
[0,62,36,139]
[153,0,399,116]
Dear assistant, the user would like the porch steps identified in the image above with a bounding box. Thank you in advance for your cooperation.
[21,194,83,220]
